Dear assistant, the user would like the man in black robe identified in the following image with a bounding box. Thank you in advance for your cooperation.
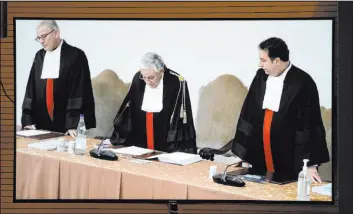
[107,52,197,154]
[231,37,330,183]
[21,20,96,137]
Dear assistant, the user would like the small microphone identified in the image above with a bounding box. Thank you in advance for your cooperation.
[89,101,130,161]
[212,163,246,187]
[168,200,178,214]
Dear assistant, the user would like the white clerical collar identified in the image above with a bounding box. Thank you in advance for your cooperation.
[271,62,291,81]
[41,39,64,79]
[141,73,164,113]
[262,62,292,112]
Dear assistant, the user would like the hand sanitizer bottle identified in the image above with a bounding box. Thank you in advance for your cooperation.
[74,114,86,155]
[297,159,311,201]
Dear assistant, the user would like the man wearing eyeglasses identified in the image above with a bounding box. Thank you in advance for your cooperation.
[21,20,96,138]
[107,52,197,154]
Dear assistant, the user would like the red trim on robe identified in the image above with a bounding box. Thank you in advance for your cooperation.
[46,78,54,120]
[146,112,154,150]
[263,109,275,173]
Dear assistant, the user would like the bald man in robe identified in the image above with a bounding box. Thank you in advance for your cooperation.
[21,20,96,137]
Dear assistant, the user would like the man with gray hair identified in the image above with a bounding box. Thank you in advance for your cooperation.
[108,52,197,154]
[21,20,96,138]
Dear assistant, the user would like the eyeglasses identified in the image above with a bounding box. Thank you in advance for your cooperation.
[35,30,54,42]
[139,74,158,82]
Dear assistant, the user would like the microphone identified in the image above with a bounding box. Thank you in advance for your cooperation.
[89,101,130,161]
[168,200,178,214]
[212,163,246,187]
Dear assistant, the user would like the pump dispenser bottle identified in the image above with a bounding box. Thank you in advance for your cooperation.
[297,159,311,201]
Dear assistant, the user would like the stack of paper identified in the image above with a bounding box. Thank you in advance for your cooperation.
[312,183,332,196]
[28,139,63,151]
[17,130,51,137]
[110,146,154,156]
[146,152,202,166]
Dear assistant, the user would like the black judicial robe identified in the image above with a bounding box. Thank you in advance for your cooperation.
[231,65,330,177]
[21,40,96,133]
[110,68,197,154]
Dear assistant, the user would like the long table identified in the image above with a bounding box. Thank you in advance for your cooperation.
[15,136,332,201]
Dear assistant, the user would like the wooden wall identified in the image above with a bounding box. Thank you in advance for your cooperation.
[0,1,338,214]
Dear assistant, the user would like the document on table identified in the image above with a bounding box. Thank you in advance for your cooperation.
[110,146,154,156]
[129,159,152,164]
[28,139,64,151]
[17,130,51,137]
[17,129,64,140]
[312,183,332,196]
[146,152,202,166]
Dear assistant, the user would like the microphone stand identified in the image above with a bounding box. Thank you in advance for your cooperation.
[89,101,130,161]
[221,162,239,182]
[212,162,246,187]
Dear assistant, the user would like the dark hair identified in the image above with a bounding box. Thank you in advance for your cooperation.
[259,37,289,62]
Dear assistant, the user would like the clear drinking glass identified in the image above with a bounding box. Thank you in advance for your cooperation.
[56,139,67,152]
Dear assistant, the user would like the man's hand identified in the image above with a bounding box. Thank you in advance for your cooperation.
[307,166,323,183]
[65,129,77,139]
[102,139,112,145]
[198,147,216,161]
[24,125,36,130]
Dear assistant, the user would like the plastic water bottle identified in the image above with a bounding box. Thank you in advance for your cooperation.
[74,114,86,155]
[297,159,311,201]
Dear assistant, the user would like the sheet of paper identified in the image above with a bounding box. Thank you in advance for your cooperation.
[145,154,163,160]
[157,152,200,161]
[129,159,152,164]
[28,138,65,151]
[17,130,51,137]
[312,183,332,196]
[111,146,153,156]
[146,152,202,166]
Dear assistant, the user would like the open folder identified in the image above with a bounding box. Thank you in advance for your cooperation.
[16,129,64,140]
[94,145,154,156]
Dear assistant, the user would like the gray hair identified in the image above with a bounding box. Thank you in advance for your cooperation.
[37,20,60,32]
[140,52,165,73]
